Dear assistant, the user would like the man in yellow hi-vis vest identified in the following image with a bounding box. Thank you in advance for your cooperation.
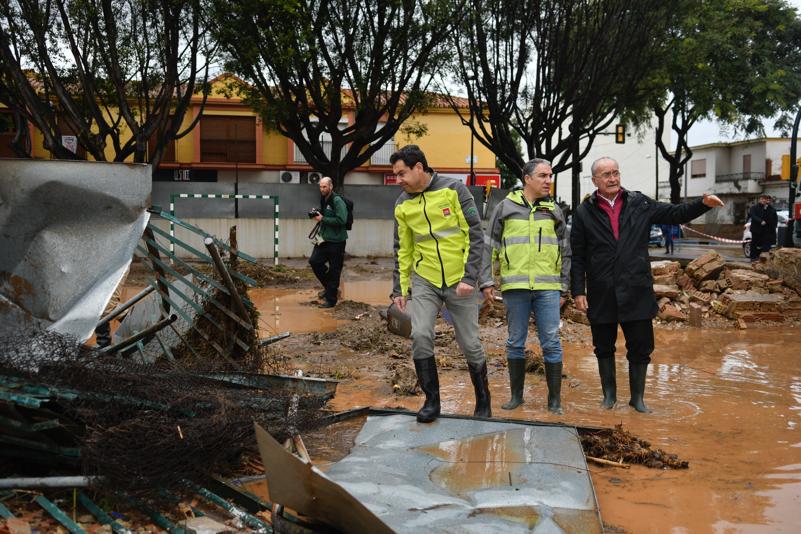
[482,158,570,414]
[391,145,493,423]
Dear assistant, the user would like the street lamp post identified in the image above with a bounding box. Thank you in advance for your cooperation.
[785,106,801,247]
[469,106,476,186]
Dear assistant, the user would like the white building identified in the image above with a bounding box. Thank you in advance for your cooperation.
[669,137,801,224]
[552,117,672,207]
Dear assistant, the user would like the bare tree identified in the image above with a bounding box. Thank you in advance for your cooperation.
[444,0,670,207]
[210,0,460,190]
[646,0,801,203]
[0,0,213,168]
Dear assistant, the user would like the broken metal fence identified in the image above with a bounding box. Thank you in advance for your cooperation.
[169,193,280,265]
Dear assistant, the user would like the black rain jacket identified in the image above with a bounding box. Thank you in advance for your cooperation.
[570,190,710,324]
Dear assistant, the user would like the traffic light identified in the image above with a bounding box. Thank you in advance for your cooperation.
[615,124,626,144]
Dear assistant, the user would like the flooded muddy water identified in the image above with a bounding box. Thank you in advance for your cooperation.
[248,280,392,336]
[248,275,801,532]
[320,322,801,532]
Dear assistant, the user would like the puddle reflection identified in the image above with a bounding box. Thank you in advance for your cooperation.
[418,428,534,495]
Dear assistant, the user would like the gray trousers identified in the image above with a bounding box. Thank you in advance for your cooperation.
[410,273,486,365]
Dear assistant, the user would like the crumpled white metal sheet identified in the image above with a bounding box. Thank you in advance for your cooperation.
[324,414,602,533]
[0,159,150,341]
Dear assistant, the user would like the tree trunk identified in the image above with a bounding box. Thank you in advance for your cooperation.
[669,162,683,204]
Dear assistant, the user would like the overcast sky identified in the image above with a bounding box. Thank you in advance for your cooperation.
[688,0,801,145]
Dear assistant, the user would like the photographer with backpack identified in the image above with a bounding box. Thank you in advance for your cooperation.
[309,176,350,308]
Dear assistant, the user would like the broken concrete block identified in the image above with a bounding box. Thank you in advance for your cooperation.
[686,251,726,282]
[718,290,784,319]
[735,311,785,323]
[688,289,714,304]
[781,299,801,318]
[657,296,671,308]
[658,303,687,322]
[653,273,676,285]
[765,248,801,295]
[653,284,680,299]
[676,273,693,290]
[651,260,681,276]
[688,303,703,327]
[699,280,718,292]
[724,270,770,291]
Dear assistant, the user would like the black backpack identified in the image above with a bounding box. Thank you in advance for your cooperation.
[340,195,354,231]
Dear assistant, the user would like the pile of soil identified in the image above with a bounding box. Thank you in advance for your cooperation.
[579,424,689,469]
[236,262,315,286]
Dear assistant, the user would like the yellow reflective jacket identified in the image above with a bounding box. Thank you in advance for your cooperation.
[483,190,571,292]
[392,173,484,297]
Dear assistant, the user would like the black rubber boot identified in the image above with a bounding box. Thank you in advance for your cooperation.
[628,362,652,413]
[501,359,526,410]
[597,357,617,409]
[545,362,563,415]
[413,357,441,423]
[468,361,492,418]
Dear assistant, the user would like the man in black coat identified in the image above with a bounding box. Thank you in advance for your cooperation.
[570,157,724,413]
[747,194,778,263]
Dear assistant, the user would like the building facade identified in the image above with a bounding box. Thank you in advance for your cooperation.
[665,138,801,225]
[0,73,499,188]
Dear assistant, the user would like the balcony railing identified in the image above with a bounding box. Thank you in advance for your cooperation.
[293,141,335,164]
[714,172,765,183]
[371,141,396,166]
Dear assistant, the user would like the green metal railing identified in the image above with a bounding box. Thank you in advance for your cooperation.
[168,193,279,264]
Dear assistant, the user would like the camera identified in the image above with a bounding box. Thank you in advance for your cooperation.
[307,208,321,218]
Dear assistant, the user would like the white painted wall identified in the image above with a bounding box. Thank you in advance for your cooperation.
[151,217,397,260]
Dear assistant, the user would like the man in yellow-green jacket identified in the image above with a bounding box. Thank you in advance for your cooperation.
[391,145,493,423]
[483,158,570,414]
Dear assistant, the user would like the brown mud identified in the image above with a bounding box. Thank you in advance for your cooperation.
[249,257,801,533]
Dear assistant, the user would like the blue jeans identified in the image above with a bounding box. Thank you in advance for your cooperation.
[503,289,562,363]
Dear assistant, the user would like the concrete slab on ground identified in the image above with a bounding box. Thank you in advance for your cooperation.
[324,414,601,533]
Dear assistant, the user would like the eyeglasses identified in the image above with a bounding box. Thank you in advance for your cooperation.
[595,170,620,179]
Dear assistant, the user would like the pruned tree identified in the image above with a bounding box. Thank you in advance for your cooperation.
[645,0,801,203]
[0,0,213,168]
[444,0,671,207]
[210,0,460,190]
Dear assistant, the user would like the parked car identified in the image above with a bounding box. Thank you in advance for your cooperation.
[648,225,663,247]
[742,209,789,257]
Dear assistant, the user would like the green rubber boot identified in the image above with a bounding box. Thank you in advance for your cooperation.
[545,362,563,415]
[501,359,526,410]
[598,357,617,409]
[628,362,652,413]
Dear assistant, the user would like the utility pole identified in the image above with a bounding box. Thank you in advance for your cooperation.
[784,106,800,247]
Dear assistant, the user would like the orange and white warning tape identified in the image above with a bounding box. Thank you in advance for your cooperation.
[679,224,748,244]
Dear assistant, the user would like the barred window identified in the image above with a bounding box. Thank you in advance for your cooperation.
[200,116,256,163]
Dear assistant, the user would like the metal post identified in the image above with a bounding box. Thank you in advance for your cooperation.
[95,285,155,329]
[204,237,251,323]
[97,314,178,354]
[784,106,801,247]
[655,128,659,200]
[274,197,280,265]
[469,106,475,186]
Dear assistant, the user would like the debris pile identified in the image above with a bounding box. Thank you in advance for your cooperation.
[233,261,314,286]
[0,331,326,499]
[579,424,689,469]
[650,251,801,326]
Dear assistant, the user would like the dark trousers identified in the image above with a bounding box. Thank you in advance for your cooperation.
[749,237,770,261]
[590,319,654,364]
[309,240,346,304]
